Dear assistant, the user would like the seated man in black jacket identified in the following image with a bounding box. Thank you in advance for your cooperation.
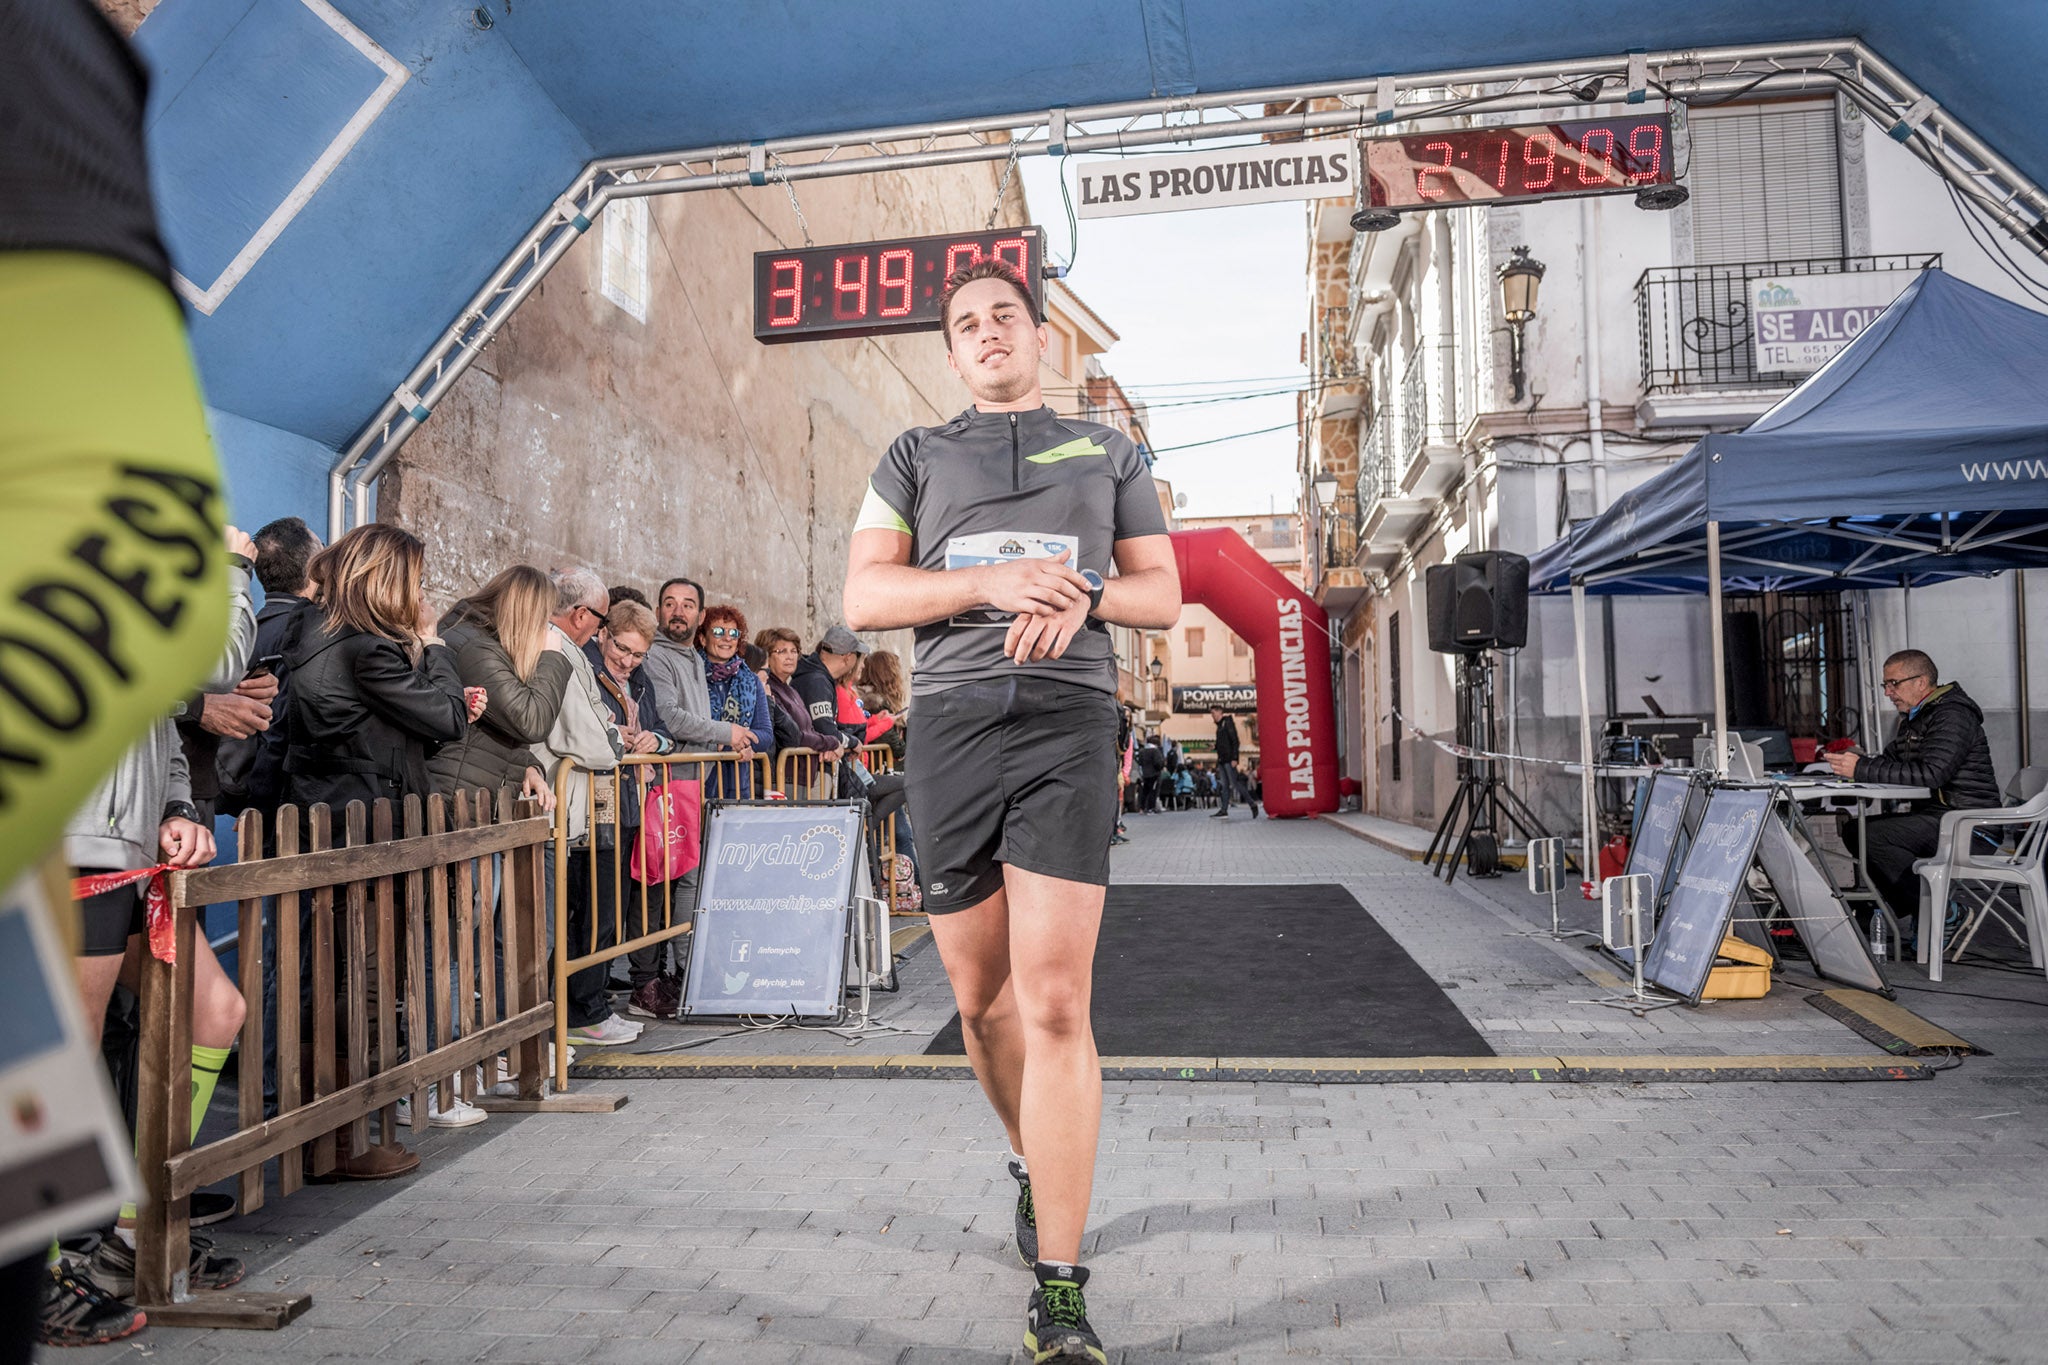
[1828,649,2000,930]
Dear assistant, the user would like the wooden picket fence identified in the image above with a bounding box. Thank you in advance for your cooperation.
[134,788,555,1327]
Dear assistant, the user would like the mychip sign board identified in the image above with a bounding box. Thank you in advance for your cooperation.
[1748,269,1919,373]
[681,803,865,1019]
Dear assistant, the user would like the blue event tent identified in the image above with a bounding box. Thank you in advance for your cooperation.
[1527,268,2048,846]
[1530,268,2048,596]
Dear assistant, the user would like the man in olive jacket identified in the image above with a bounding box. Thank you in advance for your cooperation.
[1827,648,2000,927]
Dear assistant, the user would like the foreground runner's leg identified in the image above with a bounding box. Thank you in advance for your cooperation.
[1002,865,1105,1268]
[927,889,1025,1154]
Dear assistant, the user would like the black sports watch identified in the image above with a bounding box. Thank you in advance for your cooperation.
[1080,569,1106,617]
[162,800,201,825]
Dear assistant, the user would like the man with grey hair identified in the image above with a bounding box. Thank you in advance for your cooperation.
[537,568,639,1044]
[1827,647,1999,936]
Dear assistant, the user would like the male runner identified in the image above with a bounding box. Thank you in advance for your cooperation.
[844,258,1180,1362]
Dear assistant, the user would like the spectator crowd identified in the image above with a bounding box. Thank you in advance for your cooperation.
[45,516,912,1345]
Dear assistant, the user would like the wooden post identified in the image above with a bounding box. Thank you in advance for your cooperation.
[134,878,196,1307]
[275,808,304,1197]
[475,789,502,1102]
[234,809,266,1215]
[308,805,336,1177]
[452,790,479,1105]
[401,795,430,1128]
[427,794,453,1110]
[342,802,371,1156]
[371,799,399,1143]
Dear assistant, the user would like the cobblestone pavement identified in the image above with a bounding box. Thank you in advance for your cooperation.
[59,811,2048,1363]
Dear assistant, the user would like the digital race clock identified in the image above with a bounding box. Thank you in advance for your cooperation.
[1363,113,1673,211]
[753,227,1045,343]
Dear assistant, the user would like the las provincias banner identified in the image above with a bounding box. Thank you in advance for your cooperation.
[1075,142,1354,219]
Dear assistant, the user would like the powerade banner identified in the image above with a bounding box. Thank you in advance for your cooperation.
[680,803,863,1019]
[1172,684,1256,713]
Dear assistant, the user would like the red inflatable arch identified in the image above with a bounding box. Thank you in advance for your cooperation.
[1168,528,1339,818]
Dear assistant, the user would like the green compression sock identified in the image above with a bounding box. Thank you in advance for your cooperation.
[189,1044,231,1142]
[117,1044,233,1226]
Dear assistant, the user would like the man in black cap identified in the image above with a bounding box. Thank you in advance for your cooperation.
[792,624,869,747]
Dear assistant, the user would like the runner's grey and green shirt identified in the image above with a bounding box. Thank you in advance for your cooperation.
[856,405,1167,698]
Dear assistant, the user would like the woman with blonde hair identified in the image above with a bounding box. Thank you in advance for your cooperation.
[285,524,479,819]
[856,649,908,767]
[428,564,569,808]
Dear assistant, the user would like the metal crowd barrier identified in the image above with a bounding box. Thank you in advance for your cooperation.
[135,789,554,1325]
[547,745,913,1082]
[548,751,769,1089]
[773,744,904,913]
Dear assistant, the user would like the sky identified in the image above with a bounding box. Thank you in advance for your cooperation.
[1019,156,1309,520]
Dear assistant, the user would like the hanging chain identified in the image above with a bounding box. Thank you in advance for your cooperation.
[985,138,1024,230]
[773,161,814,248]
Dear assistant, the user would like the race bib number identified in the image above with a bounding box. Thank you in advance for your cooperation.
[946,531,1078,627]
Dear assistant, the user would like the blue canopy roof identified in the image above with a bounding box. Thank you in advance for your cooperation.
[1530,269,2048,595]
[125,1,2048,529]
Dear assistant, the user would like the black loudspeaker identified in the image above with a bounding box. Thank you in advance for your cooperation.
[1425,551,1530,653]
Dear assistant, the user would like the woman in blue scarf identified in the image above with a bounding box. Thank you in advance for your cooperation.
[699,603,774,797]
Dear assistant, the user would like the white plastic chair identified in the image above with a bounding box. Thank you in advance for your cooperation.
[1914,779,2048,982]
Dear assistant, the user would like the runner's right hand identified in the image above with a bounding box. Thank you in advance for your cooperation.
[976,549,1091,616]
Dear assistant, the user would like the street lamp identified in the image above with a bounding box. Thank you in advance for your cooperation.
[1311,471,1339,512]
[1149,657,1165,680]
[1498,245,1545,404]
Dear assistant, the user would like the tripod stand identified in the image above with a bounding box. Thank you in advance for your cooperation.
[1424,652,1550,883]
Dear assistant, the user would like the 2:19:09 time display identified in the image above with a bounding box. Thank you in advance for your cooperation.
[1364,113,1673,211]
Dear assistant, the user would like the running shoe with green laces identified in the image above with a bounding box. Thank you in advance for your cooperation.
[1024,1261,1106,1363]
[39,1260,147,1347]
[88,1231,244,1298]
[1009,1158,1037,1264]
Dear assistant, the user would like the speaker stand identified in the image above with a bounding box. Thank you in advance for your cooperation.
[1424,653,1551,885]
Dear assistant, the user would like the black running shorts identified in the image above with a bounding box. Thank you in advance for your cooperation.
[77,867,145,957]
[905,676,1120,913]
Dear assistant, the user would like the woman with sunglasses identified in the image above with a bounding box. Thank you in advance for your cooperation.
[699,605,773,797]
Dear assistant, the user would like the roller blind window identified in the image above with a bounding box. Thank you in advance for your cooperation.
[1688,106,1843,265]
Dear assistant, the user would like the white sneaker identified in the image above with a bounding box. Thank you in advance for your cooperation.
[396,1087,489,1128]
[428,1096,487,1128]
[568,1014,641,1046]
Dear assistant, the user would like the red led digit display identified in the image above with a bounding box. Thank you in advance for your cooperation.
[755,227,1045,343]
[1364,113,1672,211]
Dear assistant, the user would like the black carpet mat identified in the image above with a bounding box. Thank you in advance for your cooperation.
[925,882,1492,1059]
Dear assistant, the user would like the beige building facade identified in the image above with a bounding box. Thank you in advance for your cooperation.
[382,161,1035,657]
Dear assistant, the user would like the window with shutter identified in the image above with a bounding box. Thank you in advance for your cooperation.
[1688,104,1843,265]
[600,181,650,322]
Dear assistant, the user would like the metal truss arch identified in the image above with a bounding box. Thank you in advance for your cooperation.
[329,38,2048,537]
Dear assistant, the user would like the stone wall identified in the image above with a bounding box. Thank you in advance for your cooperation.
[384,161,1023,650]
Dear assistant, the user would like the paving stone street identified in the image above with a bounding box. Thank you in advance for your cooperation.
[63,810,2048,1363]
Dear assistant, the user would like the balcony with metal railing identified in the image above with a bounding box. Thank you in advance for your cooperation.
[1355,409,1435,573]
[1634,253,1939,428]
[1394,339,1463,499]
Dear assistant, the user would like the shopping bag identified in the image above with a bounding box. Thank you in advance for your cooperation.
[630,779,702,884]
